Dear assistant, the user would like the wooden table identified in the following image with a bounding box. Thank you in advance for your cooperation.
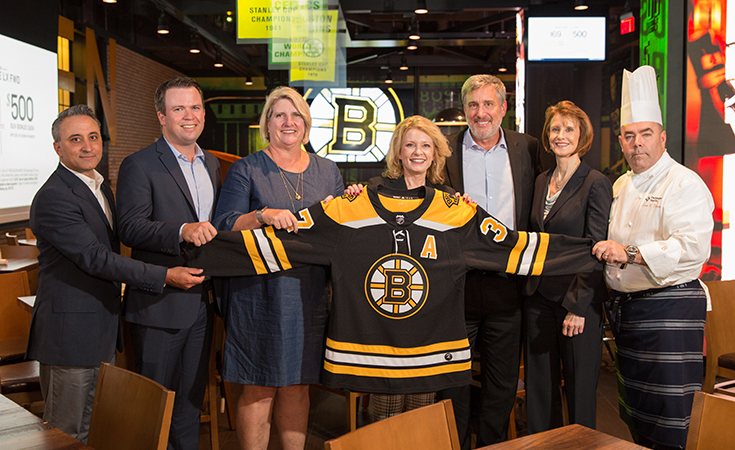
[17,239,37,247]
[17,296,35,314]
[478,424,645,449]
[0,394,93,449]
[0,259,38,274]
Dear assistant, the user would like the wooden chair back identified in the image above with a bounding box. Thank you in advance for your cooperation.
[0,245,39,260]
[87,362,175,450]
[702,280,735,392]
[0,272,31,341]
[686,391,735,449]
[323,399,460,450]
[5,233,19,246]
[24,228,35,240]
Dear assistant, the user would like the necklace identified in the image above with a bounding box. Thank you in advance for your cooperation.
[268,147,304,212]
[552,161,580,190]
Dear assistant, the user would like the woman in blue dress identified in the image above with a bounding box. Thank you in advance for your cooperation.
[212,86,344,450]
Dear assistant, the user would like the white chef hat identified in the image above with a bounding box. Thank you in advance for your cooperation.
[620,65,662,127]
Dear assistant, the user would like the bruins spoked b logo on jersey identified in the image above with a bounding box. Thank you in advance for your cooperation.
[365,254,429,319]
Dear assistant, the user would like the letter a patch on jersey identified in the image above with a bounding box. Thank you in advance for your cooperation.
[420,235,438,259]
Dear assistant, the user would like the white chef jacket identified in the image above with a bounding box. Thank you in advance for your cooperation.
[605,151,714,293]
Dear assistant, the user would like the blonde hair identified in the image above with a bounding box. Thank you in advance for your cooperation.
[259,86,312,145]
[383,116,451,185]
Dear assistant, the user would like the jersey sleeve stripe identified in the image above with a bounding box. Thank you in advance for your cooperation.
[517,232,538,275]
[530,232,550,276]
[253,229,281,273]
[265,226,292,270]
[241,230,268,275]
[323,360,472,379]
[506,231,527,274]
[326,337,470,355]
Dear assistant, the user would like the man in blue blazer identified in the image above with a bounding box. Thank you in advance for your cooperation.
[27,105,203,443]
[439,74,544,448]
[116,77,221,450]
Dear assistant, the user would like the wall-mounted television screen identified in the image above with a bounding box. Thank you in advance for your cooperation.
[528,17,606,62]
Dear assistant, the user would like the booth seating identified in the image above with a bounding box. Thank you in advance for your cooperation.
[703,280,735,393]
[88,362,175,450]
[324,399,460,450]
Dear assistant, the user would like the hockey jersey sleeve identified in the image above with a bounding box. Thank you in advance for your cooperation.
[186,200,339,277]
[461,206,599,276]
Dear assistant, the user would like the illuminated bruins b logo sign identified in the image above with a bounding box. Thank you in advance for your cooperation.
[307,88,404,162]
[365,254,429,319]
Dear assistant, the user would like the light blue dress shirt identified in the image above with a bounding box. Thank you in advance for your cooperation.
[164,137,215,240]
[461,129,516,230]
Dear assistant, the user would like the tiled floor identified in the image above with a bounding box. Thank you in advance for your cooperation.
[198,348,635,450]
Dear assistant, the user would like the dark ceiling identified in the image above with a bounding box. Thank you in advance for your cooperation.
[61,0,636,80]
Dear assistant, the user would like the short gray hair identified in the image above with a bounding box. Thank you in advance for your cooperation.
[51,105,101,142]
[460,74,506,109]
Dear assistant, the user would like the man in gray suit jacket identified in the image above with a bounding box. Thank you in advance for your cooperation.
[116,77,221,450]
[27,105,203,443]
[438,74,543,448]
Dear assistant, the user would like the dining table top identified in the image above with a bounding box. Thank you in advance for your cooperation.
[477,424,645,450]
[0,258,38,274]
[0,394,93,450]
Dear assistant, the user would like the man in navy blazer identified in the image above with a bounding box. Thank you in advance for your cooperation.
[27,105,203,443]
[439,74,544,448]
[116,77,221,450]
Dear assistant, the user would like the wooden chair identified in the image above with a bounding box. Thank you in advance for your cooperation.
[0,271,31,343]
[0,245,40,294]
[88,362,175,450]
[5,232,19,245]
[702,280,735,393]
[24,227,35,240]
[686,391,735,449]
[316,386,370,431]
[323,399,460,450]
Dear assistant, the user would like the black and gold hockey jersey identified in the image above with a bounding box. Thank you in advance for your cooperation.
[187,185,599,394]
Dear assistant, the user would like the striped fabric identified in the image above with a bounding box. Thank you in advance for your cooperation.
[612,280,706,448]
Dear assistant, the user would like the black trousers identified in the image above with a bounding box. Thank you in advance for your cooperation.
[438,271,522,449]
[130,299,215,450]
[524,291,603,433]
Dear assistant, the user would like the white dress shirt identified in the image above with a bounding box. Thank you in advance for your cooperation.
[605,151,714,293]
[60,162,113,228]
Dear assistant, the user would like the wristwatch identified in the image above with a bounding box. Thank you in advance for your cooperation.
[624,245,639,267]
[255,206,268,225]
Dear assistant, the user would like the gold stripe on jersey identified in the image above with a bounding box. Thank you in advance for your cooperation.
[241,230,268,275]
[326,338,470,356]
[506,231,527,274]
[323,192,383,228]
[531,232,550,276]
[324,360,472,378]
[417,192,476,229]
[265,226,292,270]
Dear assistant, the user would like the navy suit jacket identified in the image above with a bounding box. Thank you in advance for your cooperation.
[27,164,166,367]
[116,137,222,329]
[443,127,543,232]
[522,160,612,315]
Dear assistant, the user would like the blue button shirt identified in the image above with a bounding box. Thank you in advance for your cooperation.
[164,137,215,240]
[461,129,516,230]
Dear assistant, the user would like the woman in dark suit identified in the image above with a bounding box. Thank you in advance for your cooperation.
[522,100,612,433]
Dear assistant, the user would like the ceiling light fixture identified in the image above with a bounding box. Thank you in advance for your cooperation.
[102,0,117,4]
[157,11,170,35]
[245,76,254,86]
[189,33,200,54]
[409,21,421,40]
[415,0,428,15]
[385,70,394,84]
[574,0,589,11]
[399,57,409,71]
[214,48,224,67]
[407,43,418,50]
